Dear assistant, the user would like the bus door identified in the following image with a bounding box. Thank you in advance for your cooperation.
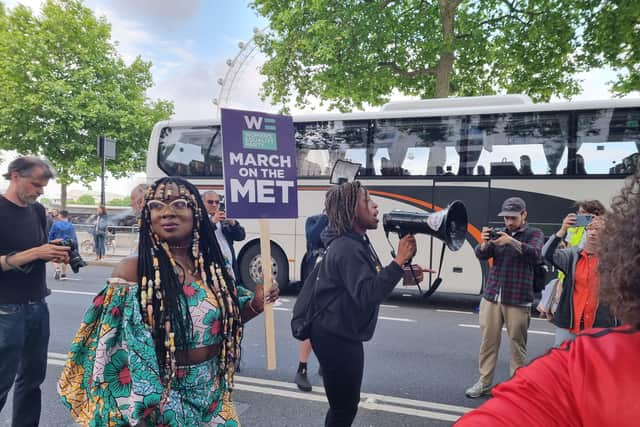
[432,177,490,294]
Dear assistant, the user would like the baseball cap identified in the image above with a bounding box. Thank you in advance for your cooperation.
[498,197,526,216]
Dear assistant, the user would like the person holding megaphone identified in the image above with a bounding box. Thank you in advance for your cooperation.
[307,181,424,427]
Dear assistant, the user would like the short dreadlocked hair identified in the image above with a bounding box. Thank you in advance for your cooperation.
[324,181,363,235]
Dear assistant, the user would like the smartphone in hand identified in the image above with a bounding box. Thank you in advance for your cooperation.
[575,214,593,227]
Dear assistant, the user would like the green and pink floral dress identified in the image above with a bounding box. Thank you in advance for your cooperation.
[58,278,253,426]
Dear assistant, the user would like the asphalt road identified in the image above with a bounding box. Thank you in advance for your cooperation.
[0,264,557,426]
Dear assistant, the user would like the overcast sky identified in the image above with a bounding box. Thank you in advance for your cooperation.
[1,0,637,199]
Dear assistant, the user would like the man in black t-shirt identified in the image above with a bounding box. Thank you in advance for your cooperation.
[0,156,70,426]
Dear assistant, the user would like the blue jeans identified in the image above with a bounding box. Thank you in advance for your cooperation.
[0,301,50,427]
[94,234,105,257]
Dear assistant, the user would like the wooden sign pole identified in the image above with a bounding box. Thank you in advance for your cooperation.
[259,218,277,370]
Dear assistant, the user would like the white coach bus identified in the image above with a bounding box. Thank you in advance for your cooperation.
[145,95,640,295]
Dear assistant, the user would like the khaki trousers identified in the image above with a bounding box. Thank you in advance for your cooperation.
[478,297,530,385]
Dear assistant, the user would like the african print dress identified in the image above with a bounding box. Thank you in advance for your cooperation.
[58,278,253,427]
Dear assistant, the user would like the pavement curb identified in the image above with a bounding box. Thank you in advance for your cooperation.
[85,258,124,268]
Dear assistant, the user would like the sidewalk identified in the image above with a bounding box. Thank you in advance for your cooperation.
[86,255,126,268]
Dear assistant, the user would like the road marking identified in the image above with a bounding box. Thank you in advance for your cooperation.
[380,304,399,309]
[49,352,68,359]
[436,308,555,323]
[458,324,554,336]
[45,356,471,422]
[273,307,290,312]
[50,289,96,296]
[436,309,473,315]
[378,316,415,323]
[232,377,468,422]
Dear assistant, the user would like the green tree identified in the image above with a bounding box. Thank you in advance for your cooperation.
[0,0,173,208]
[250,0,598,111]
[76,194,96,205]
[107,197,131,207]
[583,0,640,95]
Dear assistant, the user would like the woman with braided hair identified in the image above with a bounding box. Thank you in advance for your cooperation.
[58,177,278,426]
[309,181,421,427]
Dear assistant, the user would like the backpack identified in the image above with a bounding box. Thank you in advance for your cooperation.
[291,246,341,341]
[533,262,548,294]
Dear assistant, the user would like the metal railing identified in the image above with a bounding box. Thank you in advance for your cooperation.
[74,225,138,257]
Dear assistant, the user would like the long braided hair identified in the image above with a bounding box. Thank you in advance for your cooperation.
[324,181,363,234]
[136,177,243,389]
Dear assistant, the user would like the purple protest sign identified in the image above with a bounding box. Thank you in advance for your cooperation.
[220,108,298,219]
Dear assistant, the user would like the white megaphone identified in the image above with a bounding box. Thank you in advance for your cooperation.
[330,159,361,184]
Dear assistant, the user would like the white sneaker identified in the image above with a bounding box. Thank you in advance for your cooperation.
[465,380,491,398]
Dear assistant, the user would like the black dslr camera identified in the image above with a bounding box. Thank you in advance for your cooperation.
[488,228,508,240]
[52,239,87,273]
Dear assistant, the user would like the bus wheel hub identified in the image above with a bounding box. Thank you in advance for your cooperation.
[248,255,278,284]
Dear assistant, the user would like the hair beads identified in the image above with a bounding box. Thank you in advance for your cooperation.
[136,177,244,416]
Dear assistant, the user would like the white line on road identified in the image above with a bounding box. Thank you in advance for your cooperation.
[273,307,291,312]
[378,316,416,323]
[232,379,467,422]
[436,309,473,315]
[234,376,470,415]
[458,324,554,336]
[380,304,399,309]
[48,352,68,359]
[45,358,471,422]
[50,289,96,296]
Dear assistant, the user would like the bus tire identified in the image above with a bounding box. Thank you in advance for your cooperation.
[238,242,289,293]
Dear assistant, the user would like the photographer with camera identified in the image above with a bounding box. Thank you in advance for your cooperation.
[465,197,544,398]
[0,156,70,426]
[203,190,246,281]
[309,181,421,427]
[456,171,640,427]
[48,210,79,280]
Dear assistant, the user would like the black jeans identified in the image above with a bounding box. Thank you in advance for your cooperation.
[0,301,50,427]
[310,324,364,427]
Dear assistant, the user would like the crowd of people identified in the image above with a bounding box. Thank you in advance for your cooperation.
[2,154,640,426]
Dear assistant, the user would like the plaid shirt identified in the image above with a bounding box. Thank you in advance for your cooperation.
[475,223,544,306]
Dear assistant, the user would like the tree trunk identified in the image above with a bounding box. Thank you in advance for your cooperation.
[435,0,458,98]
[61,183,67,210]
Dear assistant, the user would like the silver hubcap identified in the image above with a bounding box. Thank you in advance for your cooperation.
[248,255,278,285]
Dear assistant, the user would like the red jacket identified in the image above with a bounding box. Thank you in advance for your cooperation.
[456,326,640,427]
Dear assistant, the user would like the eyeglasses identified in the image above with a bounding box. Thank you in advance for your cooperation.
[147,198,190,213]
[205,200,220,205]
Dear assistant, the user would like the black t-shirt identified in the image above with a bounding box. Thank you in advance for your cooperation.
[0,195,47,303]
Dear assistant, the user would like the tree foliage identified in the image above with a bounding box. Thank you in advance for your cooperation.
[250,0,626,111]
[583,0,640,95]
[107,197,131,207]
[0,0,173,197]
[76,194,96,205]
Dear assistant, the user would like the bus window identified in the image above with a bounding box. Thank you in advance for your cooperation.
[472,112,569,176]
[577,108,640,175]
[374,116,462,176]
[373,147,429,176]
[158,126,222,177]
[295,120,368,177]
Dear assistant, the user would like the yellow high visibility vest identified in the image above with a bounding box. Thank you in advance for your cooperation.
[557,226,586,282]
